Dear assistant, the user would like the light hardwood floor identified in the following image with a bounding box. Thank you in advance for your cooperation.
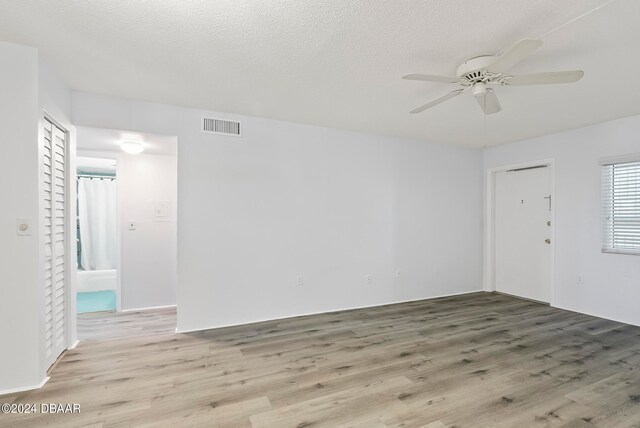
[77,306,177,341]
[2,292,640,427]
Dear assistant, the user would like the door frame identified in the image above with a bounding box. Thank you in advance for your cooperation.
[485,158,556,305]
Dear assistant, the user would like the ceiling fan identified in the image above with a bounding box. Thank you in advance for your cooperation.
[402,39,584,115]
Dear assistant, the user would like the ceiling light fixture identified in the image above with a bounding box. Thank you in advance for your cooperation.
[120,141,144,154]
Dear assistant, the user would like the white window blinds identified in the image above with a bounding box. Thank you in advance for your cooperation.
[602,160,640,254]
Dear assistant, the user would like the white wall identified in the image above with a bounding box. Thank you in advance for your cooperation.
[0,42,42,393]
[71,92,484,332]
[484,115,640,327]
[119,151,177,310]
[0,42,74,393]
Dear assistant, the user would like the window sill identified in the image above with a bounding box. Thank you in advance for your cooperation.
[602,248,640,256]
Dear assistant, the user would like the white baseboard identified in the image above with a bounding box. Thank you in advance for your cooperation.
[68,340,80,350]
[121,304,177,313]
[0,376,49,397]
[551,303,640,328]
[176,289,484,334]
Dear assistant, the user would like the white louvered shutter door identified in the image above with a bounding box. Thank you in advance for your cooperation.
[43,118,67,368]
[43,120,54,362]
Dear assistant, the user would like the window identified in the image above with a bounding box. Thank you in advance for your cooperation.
[602,159,640,255]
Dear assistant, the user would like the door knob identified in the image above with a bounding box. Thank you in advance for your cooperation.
[544,238,551,244]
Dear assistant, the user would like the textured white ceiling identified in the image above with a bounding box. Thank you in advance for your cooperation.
[1,0,638,146]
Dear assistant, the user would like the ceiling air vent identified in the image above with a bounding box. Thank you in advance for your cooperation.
[202,117,242,137]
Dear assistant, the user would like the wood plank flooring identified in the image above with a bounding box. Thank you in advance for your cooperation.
[2,292,640,427]
[77,307,177,341]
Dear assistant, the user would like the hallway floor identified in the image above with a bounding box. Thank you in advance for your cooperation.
[77,305,176,341]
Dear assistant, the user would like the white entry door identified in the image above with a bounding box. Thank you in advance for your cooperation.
[43,118,68,368]
[494,166,552,303]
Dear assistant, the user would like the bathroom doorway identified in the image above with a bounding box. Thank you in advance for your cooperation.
[76,156,118,313]
[74,126,178,339]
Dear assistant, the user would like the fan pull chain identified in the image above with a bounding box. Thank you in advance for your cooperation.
[536,0,615,40]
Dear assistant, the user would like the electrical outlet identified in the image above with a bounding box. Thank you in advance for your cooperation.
[128,221,137,231]
[297,275,304,287]
[577,275,584,285]
[365,274,373,285]
[395,270,401,279]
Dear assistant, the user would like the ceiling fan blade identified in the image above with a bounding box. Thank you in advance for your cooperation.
[505,70,584,85]
[410,89,465,114]
[475,88,502,115]
[486,39,543,73]
[402,73,460,84]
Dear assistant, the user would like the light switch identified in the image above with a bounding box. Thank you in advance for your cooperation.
[16,218,32,236]
[154,201,170,218]
[128,221,137,231]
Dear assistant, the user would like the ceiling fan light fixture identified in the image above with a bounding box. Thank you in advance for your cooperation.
[472,82,487,97]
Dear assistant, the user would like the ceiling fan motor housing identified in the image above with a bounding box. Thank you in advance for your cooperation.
[456,55,497,82]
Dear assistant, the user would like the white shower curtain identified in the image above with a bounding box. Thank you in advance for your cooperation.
[78,177,117,270]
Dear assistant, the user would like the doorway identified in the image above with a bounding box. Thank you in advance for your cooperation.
[74,126,178,340]
[488,161,554,303]
[76,156,118,313]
